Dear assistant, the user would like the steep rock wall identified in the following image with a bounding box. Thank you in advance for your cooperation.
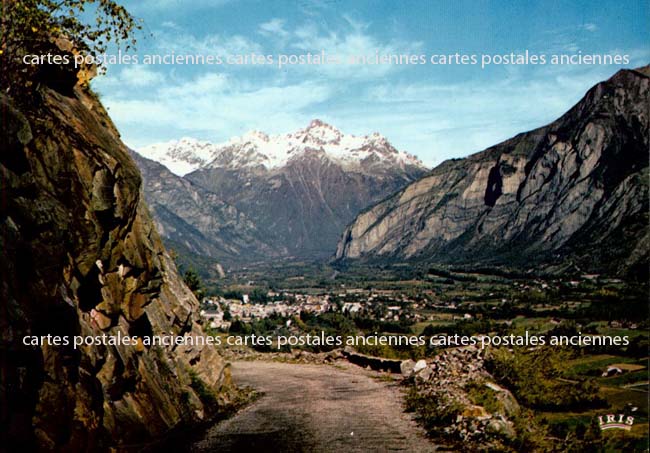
[336,67,649,278]
[1,71,231,450]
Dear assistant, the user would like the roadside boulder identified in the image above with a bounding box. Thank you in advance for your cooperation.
[413,359,428,373]
[401,359,416,376]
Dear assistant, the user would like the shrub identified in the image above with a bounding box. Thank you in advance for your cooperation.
[188,368,218,407]
[1,0,141,90]
[404,387,463,436]
[466,381,501,414]
[487,348,605,411]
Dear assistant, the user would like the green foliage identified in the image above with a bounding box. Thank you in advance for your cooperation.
[466,381,501,414]
[229,315,286,351]
[188,368,218,407]
[546,416,614,453]
[300,311,356,337]
[353,316,413,334]
[509,410,552,452]
[183,268,205,300]
[248,288,269,303]
[487,348,605,411]
[222,289,243,300]
[1,0,141,89]
[626,335,649,358]
[221,288,270,303]
[404,387,463,436]
[564,354,637,378]
[577,285,648,322]
[228,319,251,334]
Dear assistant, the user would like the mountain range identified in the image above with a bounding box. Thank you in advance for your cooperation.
[134,120,428,264]
[133,66,649,279]
[335,66,649,279]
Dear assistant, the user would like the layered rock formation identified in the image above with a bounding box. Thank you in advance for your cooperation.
[336,67,650,278]
[0,63,231,449]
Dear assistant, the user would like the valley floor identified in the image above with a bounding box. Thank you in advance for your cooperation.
[186,361,443,452]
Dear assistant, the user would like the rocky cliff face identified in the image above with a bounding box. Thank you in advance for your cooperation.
[137,121,428,261]
[0,67,231,449]
[336,67,649,278]
[131,151,282,265]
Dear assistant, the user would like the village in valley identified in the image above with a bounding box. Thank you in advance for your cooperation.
[200,288,428,332]
[197,264,645,361]
[185,259,648,450]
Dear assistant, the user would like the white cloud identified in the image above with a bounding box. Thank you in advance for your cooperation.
[626,47,650,66]
[285,21,423,79]
[345,64,623,165]
[296,0,337,17]
[341,14,370,32]
[160,21,180,30]
[581,23,598,32]
[103,73,335,145]
[100,56,634,167]
[95,11,641,169]
[103,99,178,125]
[154,29,264,57]
[536,23,599,54]
[120,65,165,86]
[160,73,229,98]
[94,65,165,90]
[134,17,424,81]
[259,19,290,39]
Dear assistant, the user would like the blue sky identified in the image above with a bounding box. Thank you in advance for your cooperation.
[93,0,649,166]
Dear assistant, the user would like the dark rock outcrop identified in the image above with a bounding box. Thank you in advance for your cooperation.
[0,71,231,449]
[336,67,650,279]
[341,347,402,373]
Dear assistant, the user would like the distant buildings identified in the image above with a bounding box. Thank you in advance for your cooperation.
[199,293,333,327]
[342,302,362,314]
[198,285,464,330]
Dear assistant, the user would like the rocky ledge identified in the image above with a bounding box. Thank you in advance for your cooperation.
[402,347,523,451]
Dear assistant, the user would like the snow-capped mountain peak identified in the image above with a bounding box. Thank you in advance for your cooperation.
[296,119,343,146]
[137,121,426,176]
[137,137,217,176]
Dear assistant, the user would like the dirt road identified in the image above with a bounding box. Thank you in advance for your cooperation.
[187,361,442,452]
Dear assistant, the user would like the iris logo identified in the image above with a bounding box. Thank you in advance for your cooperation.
[598,414,634,431]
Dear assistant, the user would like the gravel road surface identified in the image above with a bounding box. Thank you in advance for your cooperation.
[187,361,443,452]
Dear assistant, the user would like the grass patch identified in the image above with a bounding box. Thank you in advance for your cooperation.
[466,381,502,414]
[601,369,649,386]
[566,354,637,377]
[188,368,219,407]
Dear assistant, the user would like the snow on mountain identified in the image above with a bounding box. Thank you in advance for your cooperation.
[137,120,426,176]
[137,137,218,177]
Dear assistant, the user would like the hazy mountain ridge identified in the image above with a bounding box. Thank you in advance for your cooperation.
[131,151,283,264]
[335,66,650,278]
